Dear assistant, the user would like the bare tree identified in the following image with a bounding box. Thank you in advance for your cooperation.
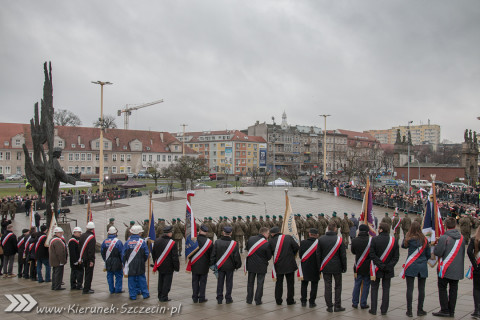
[164,156,207,190]
[146,161,162,187]
[94,114,117,129]
[53,109,82,126]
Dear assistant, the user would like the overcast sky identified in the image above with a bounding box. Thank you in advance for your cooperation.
[1,0,479,142]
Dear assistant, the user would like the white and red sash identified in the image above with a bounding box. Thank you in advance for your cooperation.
[187,238,213,272]
[17,237,25,249]
[78,234,95,263]
[2,232,14,247]
[272,235,285,280]
[153,239,175,272]
[244,237,267,274]
[216,240,237,269]
[297,239,318,280]
[393,218,402,232]
[320,236,343,272]
[438,235,463,279]
[370,236,395,280]
[35,235,46,253]
[399,240,427,279]
[354,238,371,277]
[467,251,480,279]
[105,238,119,262]
[50,237,66,249]
[123,239,144,276]
[68,238,79,246]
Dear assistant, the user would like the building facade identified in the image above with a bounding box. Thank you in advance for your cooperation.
[366,122,441,146]
[0,123,197,178]
[174,130,267,175]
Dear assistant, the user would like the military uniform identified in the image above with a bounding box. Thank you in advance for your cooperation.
[233,216,247,253]
[340,214,353,247]
[244,216,251,245]
[249,216,260,236]
[125,221,135,241]
[1,199,8,220]
[295,215,304,241]
[317,214,328,236]
[400,214,412,238]
[216,218,224,239]
[207,218,216,241]
[391,215,401,241]
[459,214,473,241]
[156,219,166,238]
[106,218,115,232]
[8,200,17,220]
[381,213,392,233]
[305,215,316,239]
[259,217,266,228]
[414,213,423,226]
[173,219,185,256]
[331,212,342,229]
[265,216,273,228]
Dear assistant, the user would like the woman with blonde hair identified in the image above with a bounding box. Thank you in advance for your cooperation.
[401,221,430,317]
[467,225,480,318]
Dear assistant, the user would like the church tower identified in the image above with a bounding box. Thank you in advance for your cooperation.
[281,111,288,130]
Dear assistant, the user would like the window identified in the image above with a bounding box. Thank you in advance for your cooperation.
[162,155,166,162]
[127,166,131,173]
[86,167,92,174]
[157,155,161,162]
[5,152,10,160]
[221,151,225,155]
[5,166,10,174]
[75,166,79,173]
[0,152,2,160]
[81,167,85,173]
[127,154,131,161]
[104,154,108,161]
[58,140,63,148]
[174,145,179,151]
[221,143,225,147]
[71,144,76,148]
[67,166,73,173]
[168,155,172,162]
[60,155,64,161]
[16,152,21,160]
[174,155,178,161]
[95,154,100,161]
[104,142,109,149]
[104,167,108,173]
[16,166,21,174]
[213,151,217,156]
[75,153,80,161]
[148,155,152,162]
[120,167,125,173]
[112,166,117,173]
[15,139,21,146]
[81,153,86,161]
[95,141,100,148]
[87,153,92,161]
[120,154,125,161]
[142,155,146,162]
[112,154,117,161]
[68,153,73,161]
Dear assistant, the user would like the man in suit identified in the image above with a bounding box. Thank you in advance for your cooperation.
[48,227,67,290]
[152,225,180,302]
[299,228,320,308]
[210,226,242,304]
[79,222,96,294]
[351,224,371,309]
[245,227,272,305]
[317,221,347,312]
[188,225,213,303]
[269,226,299,305]
[369,222,399,315]
[68,227,83,290]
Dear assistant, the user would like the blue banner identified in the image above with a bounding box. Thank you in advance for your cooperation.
[259,148,266,167]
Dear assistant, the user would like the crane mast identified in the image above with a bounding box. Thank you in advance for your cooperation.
[117,99,164,129]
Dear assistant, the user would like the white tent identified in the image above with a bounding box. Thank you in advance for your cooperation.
[267,178,292,186]
[59,181,92,189]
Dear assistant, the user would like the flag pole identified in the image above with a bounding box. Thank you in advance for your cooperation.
[430,174,439,243]
[363,179,370,224]
[87,197,91,224]
[147,190,152,291]
[282,189,288,232]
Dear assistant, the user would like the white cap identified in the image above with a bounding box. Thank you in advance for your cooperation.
[54,227,64,233]
[86,222,95,229]
[73,227,82,233]
[108,226,118,234]
[130,225,142,235]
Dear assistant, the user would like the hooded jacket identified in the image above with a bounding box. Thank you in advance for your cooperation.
[434,229,465,280]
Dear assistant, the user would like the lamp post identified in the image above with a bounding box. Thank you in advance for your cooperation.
[407,120,413,192]
[319,114,331,180]
[91,81,112,194]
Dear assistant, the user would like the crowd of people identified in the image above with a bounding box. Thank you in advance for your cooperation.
[1,206,480,318]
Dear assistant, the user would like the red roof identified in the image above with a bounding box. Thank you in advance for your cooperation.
[337,129,379,147]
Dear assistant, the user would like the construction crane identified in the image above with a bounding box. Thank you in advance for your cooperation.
[117,99,164,129]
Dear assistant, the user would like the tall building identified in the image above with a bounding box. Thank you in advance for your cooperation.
[0,123,196,177]
[366,122,441,146]
[174,130,267,175]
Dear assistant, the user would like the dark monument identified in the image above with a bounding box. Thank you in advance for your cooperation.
[23,62,76,227]
[462,129,479,185]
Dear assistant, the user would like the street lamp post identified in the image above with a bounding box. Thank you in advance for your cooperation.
[319,114,331,180]
[91,80,112,194]
[407,120,413,192]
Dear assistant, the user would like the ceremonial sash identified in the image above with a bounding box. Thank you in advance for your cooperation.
[297,239,318,280]
[399,240,427,279]
[78,234,95,263]
[216,240,237,269]
[2,232,14,247]
[466,266,473,280]
[244,238,268,274]
[68,238,79,245]
[17,237,25,249]
[320,236,342,271]
[354,238,371,277]
[105,238,119,262]
[370,236,395,280]
[271,235,285,280]
[187,238,213,272]
[50,237,66,249]
[153,239,175,272]
[123,239,144,276]
[35,235,46,253]
[393,218,402,232]
[22,236,32,259]
[438,235,463,279]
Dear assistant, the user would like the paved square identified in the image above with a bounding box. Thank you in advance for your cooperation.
[1,187,476,319]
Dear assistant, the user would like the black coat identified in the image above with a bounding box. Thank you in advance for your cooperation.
[246,234,272,274]
[317,231,347,274]
[351,231,371,275]
[68,236,81,267]
[1,231,18,256]
[269,233,299,274]
[122,235,149,276]
[467,238,480,276]
[34,233,49,260]
[299,237,319,281]
[17,234,27,256]
[190,234,213,275]
[152,235,180,274]
[210,236,242,272]
[369,231,399,279]
[79,231,96,262]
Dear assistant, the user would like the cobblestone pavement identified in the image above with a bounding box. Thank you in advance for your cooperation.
[0,187,476,319]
